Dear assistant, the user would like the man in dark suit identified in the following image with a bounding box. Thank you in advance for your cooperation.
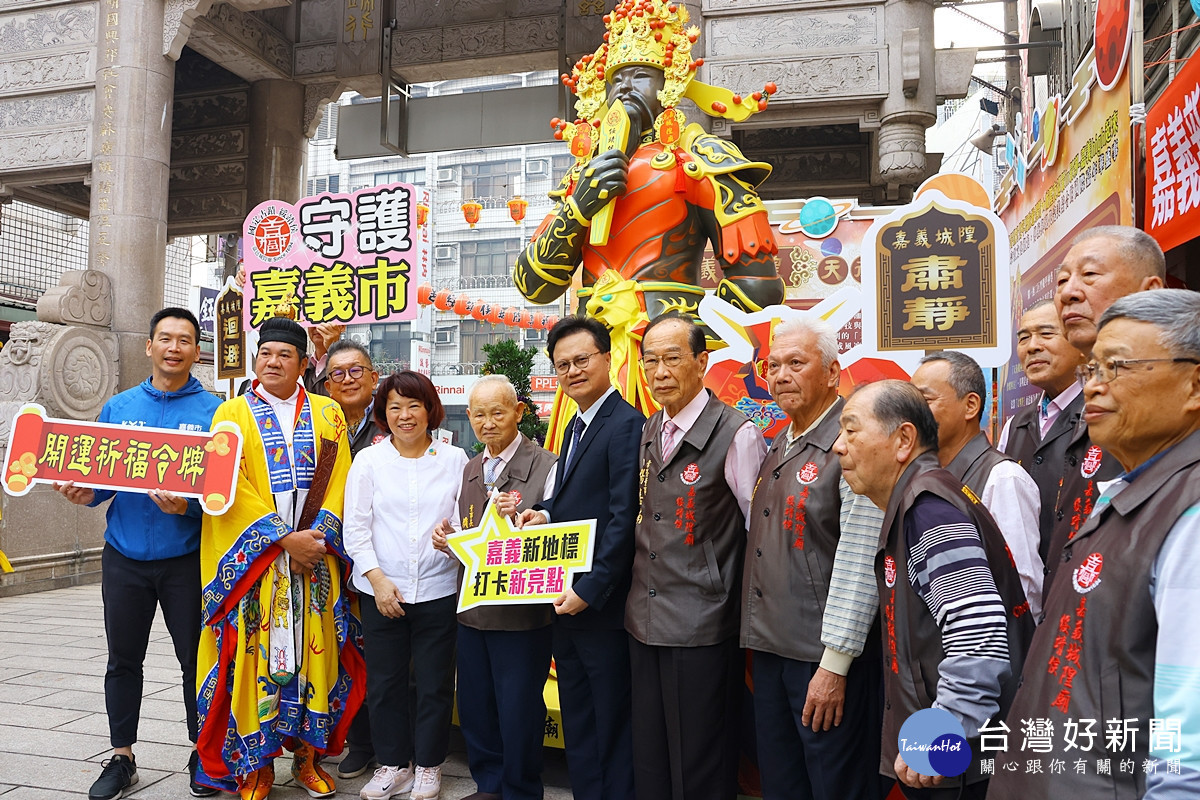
[516,316,645,800]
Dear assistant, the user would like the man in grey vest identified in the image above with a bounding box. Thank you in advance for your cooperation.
[988,289,1200,800]
[433,375,556,800]
[1055,225,1165,358]
[834,380,1031,800]
[628,313,766,800]
[911,351,1044,616]
[997,301,1102,573]
[740,317,886,800]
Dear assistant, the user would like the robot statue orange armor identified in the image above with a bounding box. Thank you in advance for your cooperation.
[514,0,784,432]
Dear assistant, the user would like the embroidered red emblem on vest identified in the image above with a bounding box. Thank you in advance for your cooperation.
[797,461,820,485]
[1072,552,1103,593]
[1081,446,1103,478]
[372,434,386,445]
[509,491,522,506]
[681,463,701,485]
[884,555,897,588]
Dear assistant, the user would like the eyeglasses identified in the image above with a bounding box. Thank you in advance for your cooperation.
[641,352,695,372]
[1076,357,1200,385]
[553,352,600,375]
[328,365,368,383]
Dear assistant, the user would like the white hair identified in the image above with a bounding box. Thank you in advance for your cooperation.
[772,316,840,368]
[468,374,519,407]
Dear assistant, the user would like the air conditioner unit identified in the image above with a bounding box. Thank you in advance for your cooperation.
[435,244,458,261]
[434,329,454,345]
[436,167,457,182]
[525,159,549,176]
[523,328,544,342]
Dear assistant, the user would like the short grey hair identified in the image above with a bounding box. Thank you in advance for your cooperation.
[326,338,373,367]
[855,380,939,452]
[468,374,519,407]
[772,316,839,369]
[1022,298,1056,315]
[1099,289,1200,360]
[1072,225,1166,281]
[918,350,987,422]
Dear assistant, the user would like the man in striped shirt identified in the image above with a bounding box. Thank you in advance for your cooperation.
[834,380,1031,800]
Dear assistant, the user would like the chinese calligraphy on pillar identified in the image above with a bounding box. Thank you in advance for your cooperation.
[876,204,999,350]
[242,183,418,329]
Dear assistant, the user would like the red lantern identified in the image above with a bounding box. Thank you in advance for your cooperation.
[434,290,453,311]
[518,310,534,329]
[472,303,490,321]
[453,295,472,316]
[416,203,430,227]
[416,284,434,304]
[544,314,560,329]
[486,305,504,324]
[507,196,528,225]
[461,201,483,228]
[531,312,544,329]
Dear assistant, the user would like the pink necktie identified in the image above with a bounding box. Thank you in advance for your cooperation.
[661,420,679,460]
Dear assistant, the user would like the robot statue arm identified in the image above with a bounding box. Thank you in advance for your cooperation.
[513,149,630,304]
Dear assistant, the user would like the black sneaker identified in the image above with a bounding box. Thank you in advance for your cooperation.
[89,754,138,800]
[188,749,218,797]
[336,748,376,779]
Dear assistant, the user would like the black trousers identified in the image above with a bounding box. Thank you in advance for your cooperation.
[456,624,554,800]
[629,635,742,800]
[101,543,201,748]
[751,650,886,800]
[554,624,635,800]
[359,593,457,768]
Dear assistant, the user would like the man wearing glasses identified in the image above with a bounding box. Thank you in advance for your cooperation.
[1035,225,1167,592]
[989,288,1200,799]
[626,313,766,800]
[515,316,645,800]
[323,339,382,779]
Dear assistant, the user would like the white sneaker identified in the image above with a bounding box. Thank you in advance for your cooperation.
[410,765,441,800]
[359,764,414,800]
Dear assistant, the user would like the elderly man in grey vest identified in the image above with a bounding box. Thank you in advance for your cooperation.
[911,351,1044,616]
[834,381,1032,800]
[628,313,766,800]
[740,317,887,800]
[988,289,1200,800]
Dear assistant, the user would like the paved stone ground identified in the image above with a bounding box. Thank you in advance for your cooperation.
[0,584,574,799]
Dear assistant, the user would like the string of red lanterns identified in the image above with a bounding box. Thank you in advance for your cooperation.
[416,284,559,330]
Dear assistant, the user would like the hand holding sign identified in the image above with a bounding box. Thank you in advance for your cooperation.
[445,497,596,612]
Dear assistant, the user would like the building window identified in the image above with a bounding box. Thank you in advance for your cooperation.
[460,239,520,278]
[315,104,338,140]
[551,154,575,186]
[374,167,427,187]
[306,175,340,195]
[461,160,521,199]
[459,319,513,363]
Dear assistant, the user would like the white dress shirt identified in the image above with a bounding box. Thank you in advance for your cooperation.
[344,437,469,602]
[980,461,1045,617]
[998,381,1082,452]
[659,389,767,524]
[252,380,306,527]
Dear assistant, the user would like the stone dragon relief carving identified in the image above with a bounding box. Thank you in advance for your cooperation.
[171,127,247,161]
[0,89,92,130]
[0,50,92,93]
[0,127,88,170]
[707,54,883,100]
[707,9,878,57]
[0,4,95,55]
[163,0,215,59]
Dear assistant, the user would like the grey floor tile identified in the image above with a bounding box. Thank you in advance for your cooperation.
[0,702,90,730]
[0,752,169,795]
[0,725,111,762]
[5,671,107,694]
[21,689,107,713]
[0,685,58,705]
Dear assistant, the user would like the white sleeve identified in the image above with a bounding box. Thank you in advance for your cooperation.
[981,461,1045,617]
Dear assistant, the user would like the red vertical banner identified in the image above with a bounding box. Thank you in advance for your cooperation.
[1145,53,1200,253]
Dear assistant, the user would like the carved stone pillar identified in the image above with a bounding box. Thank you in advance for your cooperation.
[247,79,307,208]
[877,0,938,194]
[89,0,175,391]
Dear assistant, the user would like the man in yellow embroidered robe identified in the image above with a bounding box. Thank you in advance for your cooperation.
[195,317,364,799]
